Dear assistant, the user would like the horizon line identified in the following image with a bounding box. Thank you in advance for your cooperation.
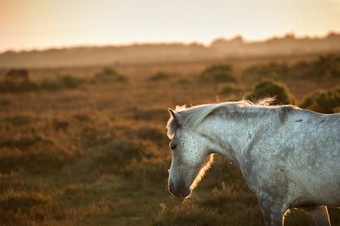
[1,30,339,54]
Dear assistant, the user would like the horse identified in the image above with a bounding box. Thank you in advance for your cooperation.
[166,99,340,226]
[6,69,31,81]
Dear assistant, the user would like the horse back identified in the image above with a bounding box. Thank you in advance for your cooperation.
[281,111,340,205]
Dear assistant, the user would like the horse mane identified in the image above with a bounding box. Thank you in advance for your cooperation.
[167,98,299,139]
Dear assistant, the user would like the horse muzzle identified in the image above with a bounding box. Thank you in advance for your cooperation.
[168,181,191,198]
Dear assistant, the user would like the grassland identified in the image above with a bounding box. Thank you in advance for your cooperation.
[0,54,339,225]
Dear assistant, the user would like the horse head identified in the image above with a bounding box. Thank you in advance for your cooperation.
[167,108,213,198]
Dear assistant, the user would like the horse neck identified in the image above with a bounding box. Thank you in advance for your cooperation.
[199,107,275,167]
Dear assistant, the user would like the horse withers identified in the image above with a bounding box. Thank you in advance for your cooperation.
[166,99,340,226]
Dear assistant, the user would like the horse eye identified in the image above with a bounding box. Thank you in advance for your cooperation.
[170,143,177,150]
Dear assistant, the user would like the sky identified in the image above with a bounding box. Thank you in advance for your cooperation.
[0,0,339,52]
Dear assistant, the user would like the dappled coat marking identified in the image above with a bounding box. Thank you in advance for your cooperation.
[166,100,340,226]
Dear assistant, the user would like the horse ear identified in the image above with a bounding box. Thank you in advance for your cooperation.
[168,108,182,125]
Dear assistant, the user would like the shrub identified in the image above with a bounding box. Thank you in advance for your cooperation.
[301,88,340,113]
[0,190,50,213]
[3,115,37,127]
[0,135,45,150]
[133,108,168,121]
[242,62,288,79]
[0,190,51,224]
[290,61,310,77]
[40,79,63,91]
[62,184,96,199]
[148,72,172,82]
[199,64,237,83]
[175,77,190,85]
[135,126,168,147]
[0,151,76,174]
[218,84,242,96]
[93,67,128,83]
[80,127,115,148]
[0,74,85,93]
[247,79,295,105]
[0,80,39,93]
[96,140,148,170]
[52,119,70,131]
[153,183,262,226]
[58,74,83,88]
[305,54,340,78]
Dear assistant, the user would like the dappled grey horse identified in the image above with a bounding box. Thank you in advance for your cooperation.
[166,100,340,226]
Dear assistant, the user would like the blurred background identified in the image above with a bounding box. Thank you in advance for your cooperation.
[0,0,339,225]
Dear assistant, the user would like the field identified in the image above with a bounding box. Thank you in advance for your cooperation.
[0,54,340,225]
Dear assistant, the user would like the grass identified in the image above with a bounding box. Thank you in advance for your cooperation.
[0,56,339,225]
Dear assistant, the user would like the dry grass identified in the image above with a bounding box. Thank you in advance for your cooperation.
[0,55,339,225]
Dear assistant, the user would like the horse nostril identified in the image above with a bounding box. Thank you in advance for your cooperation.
[168,181,191,198]
[170,144,177,150]
[180,186,191,198]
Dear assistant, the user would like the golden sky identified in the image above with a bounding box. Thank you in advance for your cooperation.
[0,0,339,52]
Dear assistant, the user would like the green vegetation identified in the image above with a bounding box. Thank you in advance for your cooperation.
[199,64,237,83]
[247,79,295,105]
[0,80,39,93]
[0,67,127,93]
[241,54,340,80]
[302,87,340,113]
[148,72,172,82]
[305,54,340,78]
[0,54,339,225]
[242,62,288,80]
[92,67,128,83]
[218,84,242,96]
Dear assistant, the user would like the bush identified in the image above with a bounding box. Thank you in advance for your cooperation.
[148,72,172,82]
[93,67,128,83]
[40,74,84,91]
[132,108,168,121]
[0,191,50,213]
[3,115,37,127]
[58,74,84,88]
[0,80,39,93]
[247,79,295,105]
[242,62,288,79]
[96,140,149,170]
[218,84,242,96]
[135,126,168,147]
[0,190,51,224]
[301,88,340,113]
[40,79,63,91]
[305,54,340,78]
[0,74,84,93]
[199,64,237,83]
[153,183,261,226]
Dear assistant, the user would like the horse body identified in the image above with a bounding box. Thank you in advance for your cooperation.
[167,101,340,226]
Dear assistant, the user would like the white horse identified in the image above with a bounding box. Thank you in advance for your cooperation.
[166,99,340,226]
